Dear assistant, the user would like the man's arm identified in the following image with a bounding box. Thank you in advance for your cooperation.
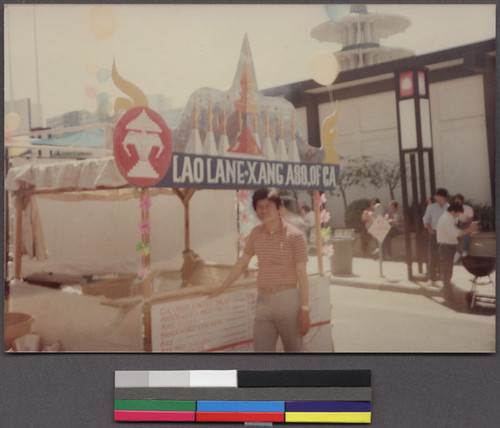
[208,252,252,297]
[296,261,311,336]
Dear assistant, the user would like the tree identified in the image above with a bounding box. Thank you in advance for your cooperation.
[331,155,370,208]
[364,158,402,201]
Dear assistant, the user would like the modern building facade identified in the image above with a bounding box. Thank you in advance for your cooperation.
[263,39,495,227]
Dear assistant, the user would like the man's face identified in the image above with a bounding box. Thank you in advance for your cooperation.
[255,198,280,224]
[390,204,397,213]
[454,197,463,206]
[435,195,447,206]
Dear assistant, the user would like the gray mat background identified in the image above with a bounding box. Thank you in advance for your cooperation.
[1,0,499,427]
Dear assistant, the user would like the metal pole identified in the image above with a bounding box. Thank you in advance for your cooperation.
[5,5,15,109]
[33,5,41,107]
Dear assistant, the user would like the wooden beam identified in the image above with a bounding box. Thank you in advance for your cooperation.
[14,196,23,280]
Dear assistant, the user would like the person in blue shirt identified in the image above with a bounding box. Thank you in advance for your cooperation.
[422,188,449,285]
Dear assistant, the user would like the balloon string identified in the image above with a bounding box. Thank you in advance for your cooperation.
[328,88,334,107]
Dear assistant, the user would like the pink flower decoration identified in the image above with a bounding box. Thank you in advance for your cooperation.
[319,209,331,224]
[140,196,152,210]
[315,192,327,206]
[240,212,249,224]
[322,244,334,257]
[237,190,250,203]
[137,266,151,280]
[139,219,151,233]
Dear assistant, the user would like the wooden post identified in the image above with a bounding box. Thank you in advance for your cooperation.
[173,188,196,251]
[141,187,152,299]
[313,190,323,276]
[14,195,23,280]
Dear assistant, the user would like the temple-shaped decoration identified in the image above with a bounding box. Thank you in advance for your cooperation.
[172,35,325,164]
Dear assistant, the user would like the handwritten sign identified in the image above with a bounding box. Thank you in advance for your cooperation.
[151,277,332,352]
[368,215,391,244]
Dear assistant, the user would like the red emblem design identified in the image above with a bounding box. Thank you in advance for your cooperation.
[113,107,172,186]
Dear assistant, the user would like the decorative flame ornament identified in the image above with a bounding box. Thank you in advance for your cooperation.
[321,101,340,165]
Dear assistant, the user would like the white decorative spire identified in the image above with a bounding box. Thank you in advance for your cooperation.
[261,112,275,160]
[185,98,203,154]
[203,101,218,156]
[218,106,230,156]
[275,113,288,162]
[288,113,301,162]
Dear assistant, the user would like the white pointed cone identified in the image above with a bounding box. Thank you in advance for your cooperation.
[218,134,230,156]
[288,139,301,162]
[275,138,288,162]
[204,131,218,156]
[261,136,275,161]
[185,128,203,154]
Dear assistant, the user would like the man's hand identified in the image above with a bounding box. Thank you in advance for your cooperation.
[205,285,224,298]
[298,310,311,336]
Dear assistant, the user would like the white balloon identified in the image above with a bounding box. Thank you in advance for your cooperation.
[309,51,340,86]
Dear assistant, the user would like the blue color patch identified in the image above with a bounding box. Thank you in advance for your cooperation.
[197,401,285,413]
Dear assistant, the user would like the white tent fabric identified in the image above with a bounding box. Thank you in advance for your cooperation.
[5,156,127,192]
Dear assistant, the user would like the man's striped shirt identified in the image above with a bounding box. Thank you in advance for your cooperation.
[244,220,308,288]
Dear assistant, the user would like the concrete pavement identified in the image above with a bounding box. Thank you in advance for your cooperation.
[328,256,496,313]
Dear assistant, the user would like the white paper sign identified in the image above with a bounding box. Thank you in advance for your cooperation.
[151,277,332,352]
[368,215,391,243]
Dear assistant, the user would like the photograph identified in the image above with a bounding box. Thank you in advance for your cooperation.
[4,3,496,354]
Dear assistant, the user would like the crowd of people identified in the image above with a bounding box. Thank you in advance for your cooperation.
[362,188,479,306]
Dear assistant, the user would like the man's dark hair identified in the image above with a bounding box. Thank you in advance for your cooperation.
[454,193,465,204]
[448,202,464,213]
[370,197,380,205]
[252,188,282,211]
[435,188,449,198]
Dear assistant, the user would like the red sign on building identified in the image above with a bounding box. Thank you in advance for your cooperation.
[113,107,172,187]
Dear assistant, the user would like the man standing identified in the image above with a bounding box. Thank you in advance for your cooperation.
[382,200,405,260]
[453,193,474,261]
[436,203,479,305]
[423,188,449,285]
[209,188,311,352]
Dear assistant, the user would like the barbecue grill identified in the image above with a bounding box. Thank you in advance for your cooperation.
[462,256,496,309]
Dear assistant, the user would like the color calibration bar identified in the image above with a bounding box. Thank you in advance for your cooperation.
[115,370,372,424]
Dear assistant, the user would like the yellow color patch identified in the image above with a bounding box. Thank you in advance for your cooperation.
[285,412,371,423]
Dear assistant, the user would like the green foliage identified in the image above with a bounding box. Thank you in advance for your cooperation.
[345,198,370,232]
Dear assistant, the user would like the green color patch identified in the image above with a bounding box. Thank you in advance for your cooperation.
[114,399,196,411]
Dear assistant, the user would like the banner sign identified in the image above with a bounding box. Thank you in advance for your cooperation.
[154,152,339,191]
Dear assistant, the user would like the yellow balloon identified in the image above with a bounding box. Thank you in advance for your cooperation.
[309,51,340,86]
[5,112,21,136]
[89,5,117,41]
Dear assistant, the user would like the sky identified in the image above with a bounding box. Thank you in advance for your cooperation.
[4,3,496,125]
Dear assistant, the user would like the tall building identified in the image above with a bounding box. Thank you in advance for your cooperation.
[311,4,414,70]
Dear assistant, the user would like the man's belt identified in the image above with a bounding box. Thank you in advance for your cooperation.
[257,283,296,295]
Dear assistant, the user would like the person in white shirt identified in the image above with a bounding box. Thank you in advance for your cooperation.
[423,188,449,284]
[453,193,474,261]
[436,202,479,305]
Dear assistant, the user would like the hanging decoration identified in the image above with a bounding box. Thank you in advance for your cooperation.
[314,192,334,258]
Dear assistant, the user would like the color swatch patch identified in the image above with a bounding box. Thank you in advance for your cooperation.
[114,370,372,424]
